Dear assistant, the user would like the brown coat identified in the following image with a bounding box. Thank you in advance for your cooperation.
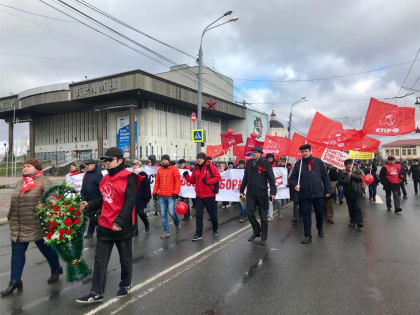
[7,176,53,242]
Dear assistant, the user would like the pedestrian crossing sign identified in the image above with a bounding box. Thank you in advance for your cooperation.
[192,129,204,143]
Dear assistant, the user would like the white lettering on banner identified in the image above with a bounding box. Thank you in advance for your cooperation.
[375,127,400,134]
[65,167,290,201]
[321,148,348,170]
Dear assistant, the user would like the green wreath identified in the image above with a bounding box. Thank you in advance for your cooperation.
[36,184,91,282]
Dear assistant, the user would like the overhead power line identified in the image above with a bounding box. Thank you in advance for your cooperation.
[0,2,74,22]
[396,47,420,97]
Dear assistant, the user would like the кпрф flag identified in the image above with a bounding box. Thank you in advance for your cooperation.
[362,98,416,136]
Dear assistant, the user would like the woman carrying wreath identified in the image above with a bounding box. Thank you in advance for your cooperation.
[1,158,63,297]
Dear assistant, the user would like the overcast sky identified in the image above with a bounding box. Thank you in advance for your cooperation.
[1,0,419,144]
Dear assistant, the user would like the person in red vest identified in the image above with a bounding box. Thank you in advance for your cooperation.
[379,156,403,213]
[183,152,221,241]
[76,147,137,304]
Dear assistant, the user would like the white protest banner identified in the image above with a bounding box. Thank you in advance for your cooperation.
[66,166,290,201]
[321,148,348,170]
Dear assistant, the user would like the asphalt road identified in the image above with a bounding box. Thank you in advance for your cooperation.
[1,183,420,315]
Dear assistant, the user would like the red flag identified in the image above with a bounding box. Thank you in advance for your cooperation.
[233,145,245,157]
[244,137,264,160]
[263,135,291,156]
[307,112,363,150]
[287,133,325,159]
[362,98,416,136]
[221,134,243,150]
[206,145,227,158]
[350,133,381,152]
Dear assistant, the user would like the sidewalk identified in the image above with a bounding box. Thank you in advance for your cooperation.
[0,176,66,225]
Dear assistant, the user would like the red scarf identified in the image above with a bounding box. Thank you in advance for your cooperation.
[21,171,43,196]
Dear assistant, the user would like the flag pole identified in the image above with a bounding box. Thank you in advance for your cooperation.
[297,140,307,186]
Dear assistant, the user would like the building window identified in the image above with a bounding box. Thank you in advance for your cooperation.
[402,149,406,155]
[396,149,400,156]
[386,150,389,155]
[408,149,412,155]
[390,149,394,155]
[414,149,417,155]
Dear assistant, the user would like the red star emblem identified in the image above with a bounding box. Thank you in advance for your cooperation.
[206,98,217,110]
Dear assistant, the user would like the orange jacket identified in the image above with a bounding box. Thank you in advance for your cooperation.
[152,165,181,197]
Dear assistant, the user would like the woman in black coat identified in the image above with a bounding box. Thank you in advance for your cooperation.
[133,171,151,235]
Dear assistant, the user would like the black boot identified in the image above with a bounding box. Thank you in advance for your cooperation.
[145,224,150,232]
[1,280,23,297]
[48,266,63,284]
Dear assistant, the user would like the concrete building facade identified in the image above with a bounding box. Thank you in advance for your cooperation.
[0,67,267,163]
[382,139,420,160]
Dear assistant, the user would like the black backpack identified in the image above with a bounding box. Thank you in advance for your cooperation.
[206,164,220,194]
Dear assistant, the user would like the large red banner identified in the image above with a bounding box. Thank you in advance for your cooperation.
[362,98,416,136]
[244,137,264,160]
[307,112,364,150]
[263,135,291,157]
[206,145,227,158]
[220,134,243,150]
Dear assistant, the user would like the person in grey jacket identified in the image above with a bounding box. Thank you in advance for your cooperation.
[289,144,332,244]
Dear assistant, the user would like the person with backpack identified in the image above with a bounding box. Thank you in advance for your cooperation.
[240,146,277,245]
[81,159,103,239]
[183,152,221,241]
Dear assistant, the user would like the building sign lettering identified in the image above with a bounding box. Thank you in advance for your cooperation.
[0,98,17,110]
[75,79,119,98]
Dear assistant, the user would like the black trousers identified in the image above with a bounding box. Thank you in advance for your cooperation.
[346,196,363,225]
[414,179,420,194]
[299,197,324,238]
[91,238,132,295]
[133,207,149,234]
[195,197,218,236]
[246,194,269,240]
[385,189,400,210]
[86,212,97,235]
[400,182,407,197]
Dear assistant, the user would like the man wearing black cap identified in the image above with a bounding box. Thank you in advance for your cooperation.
[76,147,137,303]
[289,144,332,244]
[184,152,221,241]
[338,159,364,228]
[81,159,103,238]
[379,156,402,213]
[240,146,276,245]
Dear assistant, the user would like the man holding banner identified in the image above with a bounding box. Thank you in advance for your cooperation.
[240,146,276,246]
[290,144,332,244]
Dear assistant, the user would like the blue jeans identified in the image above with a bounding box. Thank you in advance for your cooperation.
[337,185,344,201]
[159,196,179,233]
[239,202,246,218]
[11,240,60,281]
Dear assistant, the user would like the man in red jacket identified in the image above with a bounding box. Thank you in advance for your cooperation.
[379,156,403,213]
[183,152,221,241]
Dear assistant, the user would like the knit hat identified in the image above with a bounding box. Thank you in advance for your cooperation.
[197,152,206,160]
[344,159,354,165]
[23,158,43,171]
[161,154,170,161]
[266,153,275,159]
[387,156,395,161]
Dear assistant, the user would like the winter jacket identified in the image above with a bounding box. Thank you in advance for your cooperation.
[185,161,221,198]
[338,169,364,199]
[88,163,137,241]
[152,165,181,197]
[8,175,53,242]
[80,165,103,202]
[135,171,151,211]
[409,164,420,180]
[240,158,277,197]
[400,164,409,182]
[289,156,332,199]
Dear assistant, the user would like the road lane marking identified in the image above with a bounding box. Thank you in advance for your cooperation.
[110,233,245,314]
[85,223,252,315]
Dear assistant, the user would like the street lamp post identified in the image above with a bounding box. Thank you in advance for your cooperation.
[196,11,238,154]
[287,97,307,138]
[55,139,58,166]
